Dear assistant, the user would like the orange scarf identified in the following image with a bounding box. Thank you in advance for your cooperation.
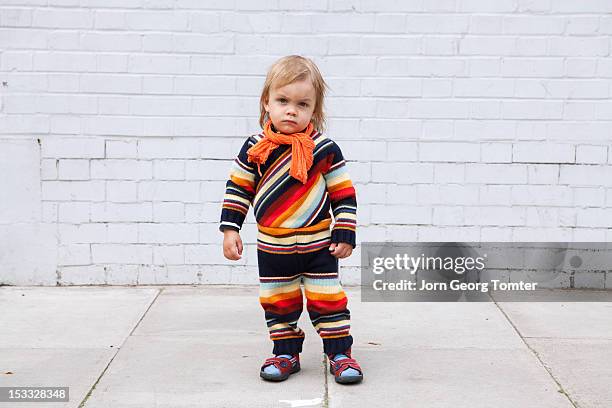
[247,119,315,184]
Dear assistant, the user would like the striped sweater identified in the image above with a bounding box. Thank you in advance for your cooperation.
[219,129,357,254]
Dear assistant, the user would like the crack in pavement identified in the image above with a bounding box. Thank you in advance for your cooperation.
[78,287,164,408]
[492,298,579,408]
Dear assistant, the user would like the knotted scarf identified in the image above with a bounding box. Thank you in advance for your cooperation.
[246,119,315,184]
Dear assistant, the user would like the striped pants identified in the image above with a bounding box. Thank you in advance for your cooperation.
[257,246,353,356]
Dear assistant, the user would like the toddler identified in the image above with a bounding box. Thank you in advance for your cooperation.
[219,55,362,384]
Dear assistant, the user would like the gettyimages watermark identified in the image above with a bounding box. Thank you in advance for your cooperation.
[361,242,612,302]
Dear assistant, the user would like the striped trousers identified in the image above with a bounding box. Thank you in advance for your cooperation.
[257,245,353,356]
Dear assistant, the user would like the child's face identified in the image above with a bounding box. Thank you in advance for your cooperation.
[264,79,316,134]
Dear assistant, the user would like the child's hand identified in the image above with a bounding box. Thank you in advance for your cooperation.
[329,242,352,259]
[223,229,243,260]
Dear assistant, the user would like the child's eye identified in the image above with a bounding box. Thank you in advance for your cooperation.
[300,102,308,107]
[278,98,287,103]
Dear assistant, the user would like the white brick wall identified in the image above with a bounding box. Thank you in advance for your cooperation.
[1,1,612,286]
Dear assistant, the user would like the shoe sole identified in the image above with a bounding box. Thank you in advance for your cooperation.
[260,364,300,382]
[330,364,363,384]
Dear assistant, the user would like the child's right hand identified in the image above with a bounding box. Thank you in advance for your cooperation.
[223,229,243,260]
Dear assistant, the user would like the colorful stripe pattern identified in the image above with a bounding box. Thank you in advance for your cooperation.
[220,130,357,253]
[259,272,350,340]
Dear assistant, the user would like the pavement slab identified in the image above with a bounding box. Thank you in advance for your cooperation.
[0,286,159,408]
[526,338,612,408]
[83,286,327,408]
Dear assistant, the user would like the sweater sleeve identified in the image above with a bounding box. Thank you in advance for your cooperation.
[219,137,257,233]
[323,142,357,248]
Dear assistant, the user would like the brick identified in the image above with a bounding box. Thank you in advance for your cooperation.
[527,164,559,184]
[58,159,90,180]
[434,163,465,183]
[465,164,527,184]
[503,16,565,34]
[33,51,96,72]
[417,185,479,205]
[464,206,526,226]
[80,74,142,94]
[370,204,431,225]
[106,181,138,203]
[513,143,574,163]
[142,75,174,94]
[372,163,434,183]
[33,9,93,28]
[42,181,105,201]
[1,8,33,27]
[107,223,138,243]
[560,165,612,186]
[511,185,573,206]
[525,207,561,227]
[339,140,385,161]
[81,32,141,51]
[125,10,189,30]
[139,138,201,159]
[432,206,464,226]
[91,244,152,264]
[575,145,607,164]
[422,78,452,97]
[503,101,563,120]
[418,226,480,242]
[139,223,198,243]
[419,142,480,162]
[354,183,385,204]
[577,208,612,227]
[153,245,185,265]
[501,58,565,78]
[460,0,516,12]
[549,37,609,57]
[175,33,233,53]
[41,159,58,180]
[386,142,418,162]
[469,15,502,34]
[479,185,512,205]
[58,202,90,223]
[138,180,200,202]
[128,55,189,74]
[96,54,128,72]
[385,185,417,204]
[373,14,405,33]
[59,223,107,244]
[48,73,79,92]
[186,160,230,181]
[153,202,185,222]
[0,51,33,71]
[58,244,91,266]
[91,159,152,180]
[94,10,127,29]
[91,202,153,222]
[565,58,597,77]
[573,187,605,207]
[481,143,512,163]
[454,79,514,97]
[153,160,186,180]
[105,139,138,158]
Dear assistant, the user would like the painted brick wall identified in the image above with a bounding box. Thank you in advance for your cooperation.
[1,0,611,286]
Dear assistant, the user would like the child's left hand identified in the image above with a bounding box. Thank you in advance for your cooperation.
[329,242,352,258]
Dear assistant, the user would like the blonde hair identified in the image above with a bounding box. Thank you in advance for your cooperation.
[259,55,330,133]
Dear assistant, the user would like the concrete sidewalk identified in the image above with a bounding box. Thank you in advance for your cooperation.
[1,286,611,408]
